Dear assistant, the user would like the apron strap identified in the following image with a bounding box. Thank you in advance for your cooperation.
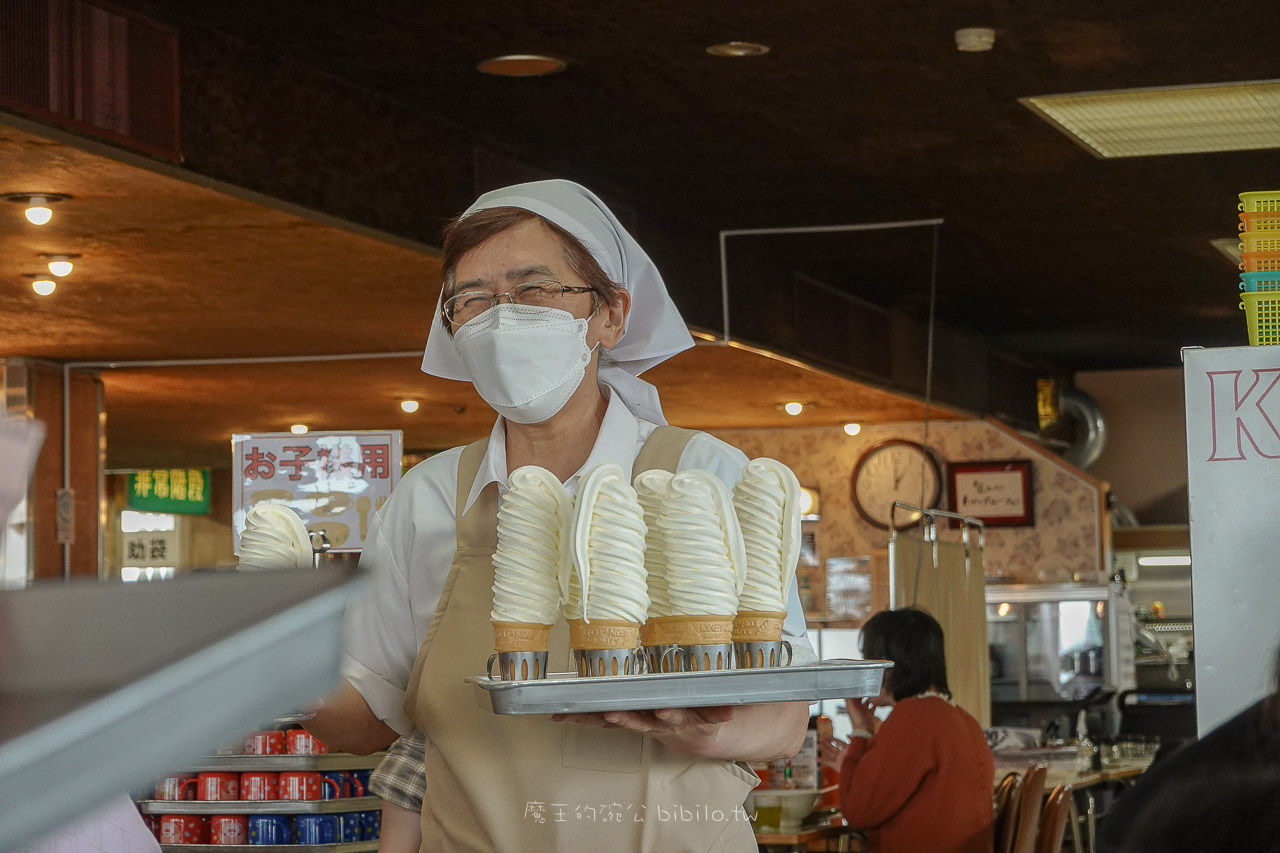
[631,425,699,478]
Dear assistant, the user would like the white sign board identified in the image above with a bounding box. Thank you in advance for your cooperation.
[121,529,180,568]
[231,430,402,554]
[1184,345,1280,734]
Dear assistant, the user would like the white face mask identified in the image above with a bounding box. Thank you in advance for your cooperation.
[453,303,598,424]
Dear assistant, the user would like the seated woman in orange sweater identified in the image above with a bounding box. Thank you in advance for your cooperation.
[820,608,994,853]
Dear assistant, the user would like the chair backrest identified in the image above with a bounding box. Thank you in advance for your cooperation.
[1010,762,1048,853]
[1035,784,1073,853]
[994,772,1024,853]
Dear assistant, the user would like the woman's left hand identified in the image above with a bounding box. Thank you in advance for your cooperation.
[819,736,849,770]
[552,707,734,756]
[845,697,879,732]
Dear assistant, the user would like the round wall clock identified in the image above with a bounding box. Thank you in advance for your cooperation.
[851,439,943,529]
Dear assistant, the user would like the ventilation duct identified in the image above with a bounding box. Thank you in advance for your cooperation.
[1061,387,1107,470]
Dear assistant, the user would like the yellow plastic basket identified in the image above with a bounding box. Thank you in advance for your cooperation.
[1239,191,1280,212]
[1240,230,1280,254]
[1242,292,1280,345]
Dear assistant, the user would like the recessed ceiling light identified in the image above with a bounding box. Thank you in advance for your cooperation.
[783,402,804,416]
[1022,79,1280,158]
[290,424,309,435]
[476,54,567,77]
[24,273,57,295]
[3,192,71,225]
[706,41,770,58]
[40,253,80,277]
[400,400,420,413]
[843,423,863,436]
[955,27,996,52]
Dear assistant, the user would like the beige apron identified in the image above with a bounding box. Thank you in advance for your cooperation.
[403,427,758,853]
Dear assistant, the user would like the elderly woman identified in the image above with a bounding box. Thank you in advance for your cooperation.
[306,180,816,852]
[820,608,993,853]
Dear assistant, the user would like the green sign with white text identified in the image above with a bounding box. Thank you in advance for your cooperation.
[128,468,211,515]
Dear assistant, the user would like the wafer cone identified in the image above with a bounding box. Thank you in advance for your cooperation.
[492,621,552,653]
[732,610,787,643]
[643,614,735,647]
[568,618,641,651]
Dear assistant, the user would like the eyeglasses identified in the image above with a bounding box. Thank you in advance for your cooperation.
[443,279,596,325]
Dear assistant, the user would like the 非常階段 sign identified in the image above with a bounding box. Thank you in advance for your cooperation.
[231,430,402,553]
[128,468,211,514]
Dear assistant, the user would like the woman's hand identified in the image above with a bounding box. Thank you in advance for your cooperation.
[552,707,735,756]
[845,697,880,733]
[819,736,849,771]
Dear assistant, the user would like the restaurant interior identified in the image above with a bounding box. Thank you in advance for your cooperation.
[3,1,1278,851]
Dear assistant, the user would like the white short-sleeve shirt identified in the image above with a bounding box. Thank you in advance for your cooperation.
[342,390,817,735]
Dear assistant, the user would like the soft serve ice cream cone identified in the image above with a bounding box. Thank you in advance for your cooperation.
[651,469,746,670]
[633,469,674,654]
[237,503,313,571]
[490,466,571,679]
[566,463,648,676]
[731,458,802,667]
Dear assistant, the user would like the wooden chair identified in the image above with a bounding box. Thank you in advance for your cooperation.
[1035,784,1073,853]
[994,772,1024,853]
[1010,762,1048,853]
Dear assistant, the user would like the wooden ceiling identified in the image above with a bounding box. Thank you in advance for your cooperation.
[2,122,960,470]
[122,0,1279,368]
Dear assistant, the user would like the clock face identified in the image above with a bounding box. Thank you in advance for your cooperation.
[851,439,943,529]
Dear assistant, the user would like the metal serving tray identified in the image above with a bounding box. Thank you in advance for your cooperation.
[472,659,890,715]
[138,796,381,815]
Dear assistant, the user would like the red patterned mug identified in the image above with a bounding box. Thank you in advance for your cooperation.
[278,771,339,801]
[153,772,196,801]
[209,815,249,845]
[160,814,208,844]
[285,730,328,755]
[182,771,239,801]
[240,771,279,801]
[243,730,286,755]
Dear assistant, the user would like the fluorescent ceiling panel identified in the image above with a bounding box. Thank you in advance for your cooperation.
[1022,79,1280,158]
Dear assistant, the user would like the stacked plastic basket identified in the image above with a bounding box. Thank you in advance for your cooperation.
[1238,191,1280,345]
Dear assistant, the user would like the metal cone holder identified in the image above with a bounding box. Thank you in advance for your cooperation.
[488,651,550,682]
[672,643,735,672]
[643,644,682,673]
[733,640,793,669]
[573,646,644,677]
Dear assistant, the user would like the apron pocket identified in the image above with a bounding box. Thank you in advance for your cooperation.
[560,723,642,773]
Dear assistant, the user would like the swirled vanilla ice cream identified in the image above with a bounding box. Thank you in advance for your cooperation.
[645,469,746,650]
[237,503,312,571]
[565,463,649,653]
[732,458,802,644]
[490,466,571,655]
[633,469,674,648]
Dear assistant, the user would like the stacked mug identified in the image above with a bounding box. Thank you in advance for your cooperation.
[147,728,381,845]
[1237,191,1280,346]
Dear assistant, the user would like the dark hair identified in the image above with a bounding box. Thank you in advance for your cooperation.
[860,607,950,701]
[439,206,625,332]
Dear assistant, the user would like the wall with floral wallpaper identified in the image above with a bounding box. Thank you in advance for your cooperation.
[711,419,1107,603]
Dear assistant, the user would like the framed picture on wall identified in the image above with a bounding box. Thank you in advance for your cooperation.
[948,459,1034,527]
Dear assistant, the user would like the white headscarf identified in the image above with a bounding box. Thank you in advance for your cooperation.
[420,180,694,424]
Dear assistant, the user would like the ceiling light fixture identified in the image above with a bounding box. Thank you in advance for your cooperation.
[706,41,770,58]
[783,402,805,416]
[3,192,70,225]
[843,423,863,436]
[290,424,309,435]
[24,273,57,296]
[1021,79,1280,158]
[400,400,420,413]
[476,54,567,77]
[40,253,80,277]
[955,27,996,52]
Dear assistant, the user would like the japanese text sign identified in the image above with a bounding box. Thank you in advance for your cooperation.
[231,430,402,553]
[128,468,211,515]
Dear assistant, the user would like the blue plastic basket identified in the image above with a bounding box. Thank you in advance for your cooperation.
[1240,272,1280,293]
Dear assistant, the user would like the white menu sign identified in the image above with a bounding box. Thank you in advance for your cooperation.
[232,430,402,554]
[1184,345,1280,734]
